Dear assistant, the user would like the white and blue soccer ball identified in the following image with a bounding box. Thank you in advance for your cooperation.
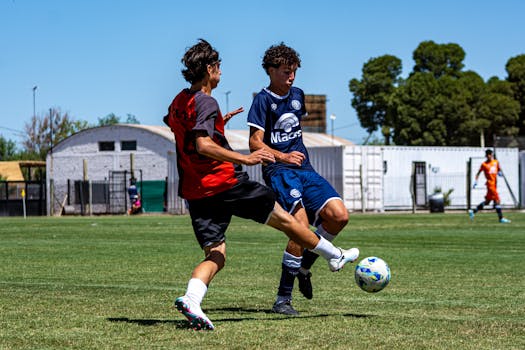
[354,257,391,293]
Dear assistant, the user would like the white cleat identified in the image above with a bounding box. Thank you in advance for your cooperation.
[329,247,360,272]
[175,296,215,331]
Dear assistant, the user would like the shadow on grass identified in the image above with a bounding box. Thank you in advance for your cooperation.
[107,317,188,328]
[107,308,370,329]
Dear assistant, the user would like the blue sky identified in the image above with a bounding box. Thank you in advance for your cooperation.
[1,0,524,146]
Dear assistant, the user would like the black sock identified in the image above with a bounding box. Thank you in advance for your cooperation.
[277,263,298,300]
[495,205,503,220]
[301,249,320,270]
[474,203,484,213]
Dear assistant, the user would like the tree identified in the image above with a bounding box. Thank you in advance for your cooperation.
[97,113,120,126]
[349,55,402,145]
[391,70,519,146]
[125,114,140,124]
[0,135,18,161]
[97,113,141,126]
[412,40,465,78]
[351,41,520,146]
[478,77,520,141]
[506,54,525,135]
[391,72,444,145]
[23,108,89,160]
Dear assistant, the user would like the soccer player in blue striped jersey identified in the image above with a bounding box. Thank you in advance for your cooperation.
[247,43,359,315]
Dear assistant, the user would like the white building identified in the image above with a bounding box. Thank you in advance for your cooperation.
[381,146,519,210]
[46,124,521,215]
[46,125,354,215]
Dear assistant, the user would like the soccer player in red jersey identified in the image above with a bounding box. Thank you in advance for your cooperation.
[163,39,359,330]
[469,149,511,223]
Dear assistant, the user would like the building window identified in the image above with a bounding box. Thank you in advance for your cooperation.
[121,140,137,151]
[98,141,115,151]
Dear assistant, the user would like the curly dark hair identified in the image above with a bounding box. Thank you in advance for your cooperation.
[181,39,221,84]
[262,43,301,74]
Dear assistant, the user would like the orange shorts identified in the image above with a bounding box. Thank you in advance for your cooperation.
[485,185,500,202]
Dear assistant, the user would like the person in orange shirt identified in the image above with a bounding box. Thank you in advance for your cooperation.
[469,149,511,223]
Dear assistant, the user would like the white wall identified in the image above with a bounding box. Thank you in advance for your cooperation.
[343,146,383,212]
[54,126,519,215]
[381,146,519,210]
[46,125,174,214]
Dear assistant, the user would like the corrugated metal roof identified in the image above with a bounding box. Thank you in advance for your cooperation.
[0,161,25,181]
[125,124,353,150]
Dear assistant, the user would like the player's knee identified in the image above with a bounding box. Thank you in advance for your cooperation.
[336,210,349,227]
[207,250,226,270]
[326,208,349,229]
[286,239,303,256]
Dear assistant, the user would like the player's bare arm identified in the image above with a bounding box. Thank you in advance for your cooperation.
[223,106,244,124]
[195,132,275,165]
[249,127,305,166]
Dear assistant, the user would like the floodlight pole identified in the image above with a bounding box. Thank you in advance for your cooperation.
[224,90,231,129]
[330,114,336,144]
[32,86,37,118]
[49,108,53,154]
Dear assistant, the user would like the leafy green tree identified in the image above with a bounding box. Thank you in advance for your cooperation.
[0,135,18,161]
[478,77,520,141]
[23,108,89,160]
[349,55,402,144]
[413,41,465,78]
[506,54,525,135]
[125,114,140,124]
[97,113,140,126]
[392,69,519,146]
[97,113,120,126]
[391,72,444,145]
[352,41,520,146]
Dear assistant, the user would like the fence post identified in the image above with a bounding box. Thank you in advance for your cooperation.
[466,159,472,211]
[410,163,416,214]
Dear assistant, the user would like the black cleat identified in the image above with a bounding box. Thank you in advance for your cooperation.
[271,301,299,316]
[297,271,313,300]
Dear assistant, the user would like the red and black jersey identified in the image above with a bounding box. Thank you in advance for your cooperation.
[164,89,238,200]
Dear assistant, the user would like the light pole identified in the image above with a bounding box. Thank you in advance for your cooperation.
[330,114,336,144]
[32,86,38,118]
[224,90,231,129]
[49,108,53,154]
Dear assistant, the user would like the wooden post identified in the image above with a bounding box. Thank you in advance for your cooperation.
[130,153,135,179]
[83,159,88,181]
[83,159,91,215]
[410,162,416,214]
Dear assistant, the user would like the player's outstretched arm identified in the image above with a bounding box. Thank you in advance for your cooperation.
[223,107,244,124]
[248,127,305,166]
[196,132,275,165]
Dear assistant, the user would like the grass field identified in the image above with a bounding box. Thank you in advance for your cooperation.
[0,212,524,349]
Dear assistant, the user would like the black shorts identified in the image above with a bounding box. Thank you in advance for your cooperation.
[187,179,276,249]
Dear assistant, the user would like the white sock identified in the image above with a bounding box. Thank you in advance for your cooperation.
[185,278,207,306]
[311,236,342,260]
[282,251,302,269]
[316,224,336,242]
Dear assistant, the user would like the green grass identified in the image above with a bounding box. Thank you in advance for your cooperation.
[0,212,524,349]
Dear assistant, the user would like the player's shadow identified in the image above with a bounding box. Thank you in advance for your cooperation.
[107,317,189,328]
[107,307,370,329]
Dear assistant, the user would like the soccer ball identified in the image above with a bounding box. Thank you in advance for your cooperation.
[354,257,391,293]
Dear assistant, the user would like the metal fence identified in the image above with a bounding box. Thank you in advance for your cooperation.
[0,181,46,216]
[53,176,166,215]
